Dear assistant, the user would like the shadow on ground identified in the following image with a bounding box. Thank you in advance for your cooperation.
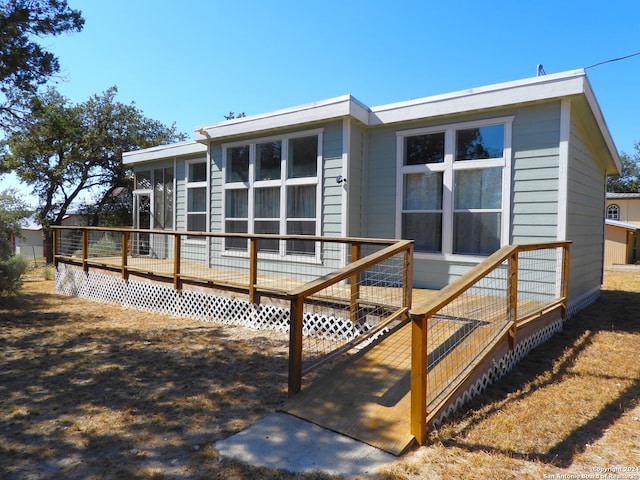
[0,285,345,479]
[436,286,640,468]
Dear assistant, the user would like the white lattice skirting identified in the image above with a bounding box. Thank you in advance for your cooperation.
[55,264,373,342]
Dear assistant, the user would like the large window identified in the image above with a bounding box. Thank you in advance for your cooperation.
[223,131,321,256]
[398,119,511,256]
[186,161,207,233]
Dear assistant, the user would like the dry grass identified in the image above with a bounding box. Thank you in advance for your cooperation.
[1,267,639,479]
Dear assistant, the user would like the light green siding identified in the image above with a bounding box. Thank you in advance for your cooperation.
[363,127,398,239]
[511,102,561,244]
[347,120,366,237]
[565,112,607,300]
[322,121,345,238]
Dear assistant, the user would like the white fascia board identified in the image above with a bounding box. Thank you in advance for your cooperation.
[582,76,621,174]
[194,95,369,142]
[606,219,639,230]
[369,69,588,125]
[123,141,207,165]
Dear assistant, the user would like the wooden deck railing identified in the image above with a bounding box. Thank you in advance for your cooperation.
[52,226,414,395]
[409,241,571,444]
[286,239,414,394]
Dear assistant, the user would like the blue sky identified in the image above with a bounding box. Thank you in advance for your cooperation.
[2,0,640,204]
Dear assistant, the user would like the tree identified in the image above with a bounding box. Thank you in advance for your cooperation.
[608,143,640,192]
[0,0,84,128]
[224,111,245,120]
[0,86,187,261]
[0,188,30,294]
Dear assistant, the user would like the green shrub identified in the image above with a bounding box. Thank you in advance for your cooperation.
[72,235,119,257]
[0,255,29,295]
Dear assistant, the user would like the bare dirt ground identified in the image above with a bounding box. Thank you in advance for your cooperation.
[0,268,638,479]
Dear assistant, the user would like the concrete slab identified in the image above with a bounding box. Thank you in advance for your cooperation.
[215,412,396,477]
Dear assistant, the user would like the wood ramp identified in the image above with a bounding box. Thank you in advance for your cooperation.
[282,321,416,455]
[282,311,474,455]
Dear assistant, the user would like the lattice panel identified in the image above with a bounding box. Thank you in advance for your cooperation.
[303,313,361,342]
[53,265,372,347]
[79,271,127,305]
[55,264,86,296]
[123,280,180,316]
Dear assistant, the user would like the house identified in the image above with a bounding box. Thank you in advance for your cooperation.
[123,69,620,316]
[604,193,640,265]
[606,192,640,225]
[15,216,44,261]
[16,213,91,262]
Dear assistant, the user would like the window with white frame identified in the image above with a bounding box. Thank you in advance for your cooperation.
[607,204,620,220]
[398,118,512,256]
[186,161,207,233]
[223,131,321,256]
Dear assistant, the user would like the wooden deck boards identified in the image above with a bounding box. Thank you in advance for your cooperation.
[282,305,514,455]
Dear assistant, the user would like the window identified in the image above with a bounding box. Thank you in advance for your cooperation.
[154,167,174,229]
[607,204,620,220]
[186,161,207,233]
[222,131,321,256]
[398,119,512,256]
[133,168,174,230]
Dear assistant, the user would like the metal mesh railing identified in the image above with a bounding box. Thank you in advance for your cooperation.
[410,242,570,443]
[53,227,413,395]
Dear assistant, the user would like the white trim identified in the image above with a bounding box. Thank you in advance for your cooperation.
[396,116,514,257]
[123,141,206,165]
[185,158,209,239]
[501,120,513,246]
[220,129,324,260]
[341,118,349,239]
[195,96,368,142]
[558,99,570,241]
[370,70,586,126]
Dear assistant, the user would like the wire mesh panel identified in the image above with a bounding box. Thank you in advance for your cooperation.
[516,246,563,318]
[297,245,410,372]
[426,258,511,408]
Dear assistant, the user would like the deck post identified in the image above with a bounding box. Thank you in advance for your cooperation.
[410,313,428,445]
[288,295,305,396]
[82,229,88,274]
[173,233,181,290]
[121,231,129,280]
[249,238,259,305]
[560,244,570,317]
[403,243,414,309]
[508,251,518,350]
[52,228,58,268]
[349,243,361,323]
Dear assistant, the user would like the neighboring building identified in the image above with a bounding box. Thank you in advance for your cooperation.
[16,213,89,261]
[604,219,638,266]
[605,192,640,225]
[123,69,620,314]
[604,193,640,266]
[15,216,44,261]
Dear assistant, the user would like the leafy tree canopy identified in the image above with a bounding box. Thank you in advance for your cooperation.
[0,187,30,259]
[608,142,640,193]
[0,0,84,128]
[0,86,187,260]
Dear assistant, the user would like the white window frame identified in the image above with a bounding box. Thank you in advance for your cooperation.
[185,159,209,242]
[222,128,323,261]
[606,204,620,221]
[396,116,513,261]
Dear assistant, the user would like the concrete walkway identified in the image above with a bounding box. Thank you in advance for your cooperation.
[215,412,397,477]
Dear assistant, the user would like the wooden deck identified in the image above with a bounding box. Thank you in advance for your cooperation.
[59,252,564,456]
